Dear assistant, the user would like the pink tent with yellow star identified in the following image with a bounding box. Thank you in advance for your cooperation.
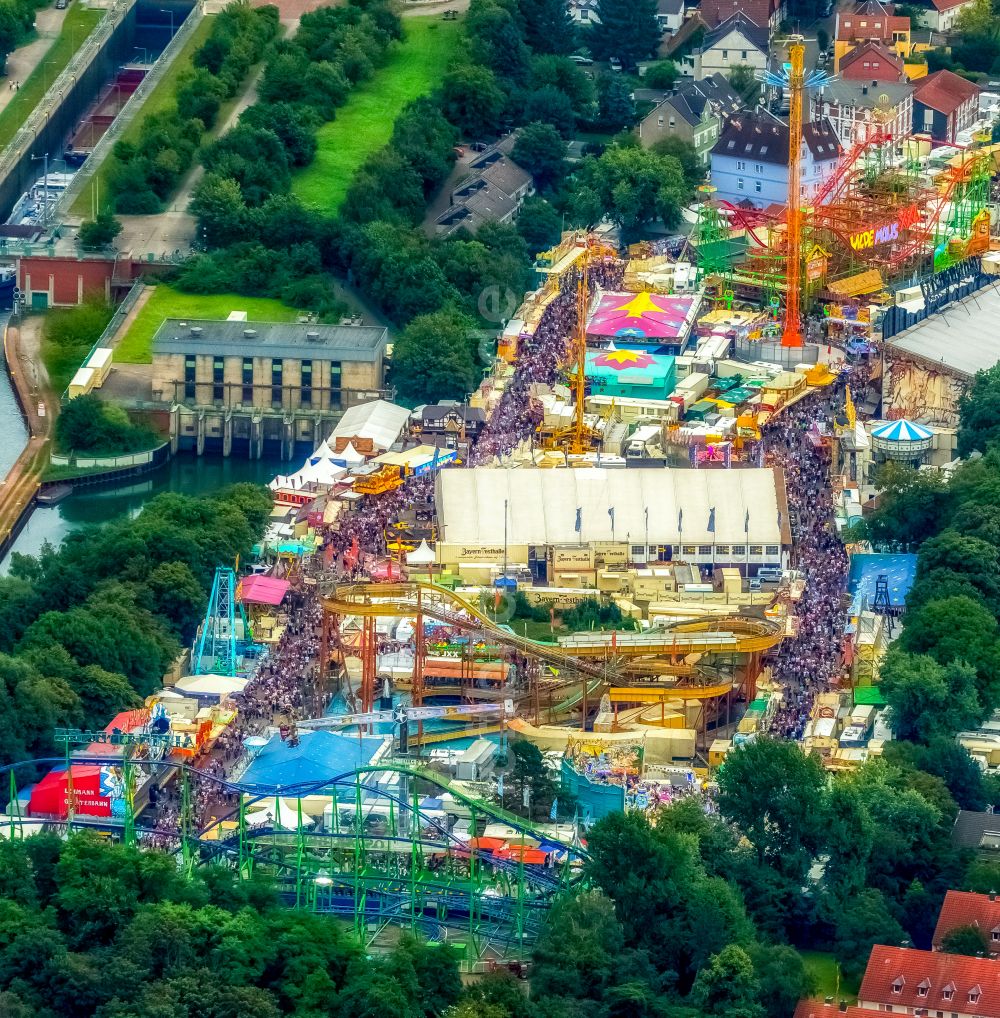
[588,291,698,340]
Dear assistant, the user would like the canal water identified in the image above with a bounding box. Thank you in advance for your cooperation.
[0,321,27,480]
[2,452,285,567]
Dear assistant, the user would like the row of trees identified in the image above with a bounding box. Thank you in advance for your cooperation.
[0,485,271,772]
[108,3,279,213]
[182,0,401,319]
[0,832,474,1018]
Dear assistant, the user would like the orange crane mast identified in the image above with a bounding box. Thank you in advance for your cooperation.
[783,39,806,349]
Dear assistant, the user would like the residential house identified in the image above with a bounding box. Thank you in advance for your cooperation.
[839,41,908,82]
[568,0,599,23]
[709,109,842,208]
[698,0,783,33]
[858,944,1000,1018]
[951,809,1000,851]
[812,79,913,144]
[657,0,685,33]
[686,13,768,80]
[659,12,707,61]
[834,0,912,72]
[638,72,744,163]
[933,890,1000,956]
[915,0,977,33]
[412,402,487,448]
[912,68,980,141]
[435,136,534,237]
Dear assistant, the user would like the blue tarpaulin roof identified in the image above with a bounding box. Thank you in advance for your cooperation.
[242,730,385,788]
[847,553,918,615]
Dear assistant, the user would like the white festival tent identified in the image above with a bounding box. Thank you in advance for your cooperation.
[244,797,316,829]
[406,539,436,566]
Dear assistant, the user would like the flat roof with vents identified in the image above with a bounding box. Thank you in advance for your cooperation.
[151,319,389,362]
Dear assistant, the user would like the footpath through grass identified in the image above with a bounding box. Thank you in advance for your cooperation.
[117,284,299,364]
[800,951,858,1004]
[70,15,215,217]
[292,16,461,216]
[0,2,102,150]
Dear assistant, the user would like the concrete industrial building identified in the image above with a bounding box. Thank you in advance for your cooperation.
[151,319,390,459]
[434,467,792,580]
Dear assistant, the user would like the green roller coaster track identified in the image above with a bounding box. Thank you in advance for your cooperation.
[3,758,589,965]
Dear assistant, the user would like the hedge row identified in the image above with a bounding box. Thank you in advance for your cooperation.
[108,3,279,213]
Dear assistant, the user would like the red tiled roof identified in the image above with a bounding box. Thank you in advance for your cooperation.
[699,0,772,28]
[913,69,980,116]
[888,15,910,31]
[840,40,905,74]
[795,1002,886,1018]
[859,945,1000,1018]
[932,0,970,12]
[836,14,891,40]
[933,890,1000,950]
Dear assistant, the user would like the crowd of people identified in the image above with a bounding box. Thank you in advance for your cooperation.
[472,258,625,464]
[765,365,869,739]
[143,587,329,844]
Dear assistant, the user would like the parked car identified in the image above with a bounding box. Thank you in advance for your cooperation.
[569,54,593,65]
[55,0,67,9]
[609,56,623,71]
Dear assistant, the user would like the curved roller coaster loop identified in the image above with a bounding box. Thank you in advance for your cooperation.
[321,581,784,732]
[0,757,589,959]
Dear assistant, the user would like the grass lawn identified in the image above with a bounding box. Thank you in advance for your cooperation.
[517,619,566,644]
[801,951,858,1003]
[116,284,299,364]
[70,15,215,217]
[0,2,102,150]
[292,16,461,216]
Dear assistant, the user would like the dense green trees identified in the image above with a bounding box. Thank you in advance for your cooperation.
[0,833,466,1018]
[589,0,660,68]
[0,0,50,71]
[0,485,270,769]
[516,196,562,253]
[513,122,568,187]
[569,144,688,232]
[76,210,122,251]
[959,363,1000,455]
[880,650,982,743]
[520,0,576,53]
[940,925,990,956]
[391,308,479,403]
[55,394,159,455]
[110,4,279,212]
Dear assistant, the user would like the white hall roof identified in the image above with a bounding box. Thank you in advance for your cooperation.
[436,467,790,547]
[331,400,410,451]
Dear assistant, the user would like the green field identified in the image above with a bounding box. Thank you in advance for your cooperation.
[116,284,299,364]
[292,16,461,215]
[0,2,102,150]
[70,15,215,217]
[801,951,858,1004]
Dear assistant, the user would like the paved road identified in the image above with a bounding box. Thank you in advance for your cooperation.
[0,313,57,555]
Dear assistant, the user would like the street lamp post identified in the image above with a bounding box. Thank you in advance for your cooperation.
[160,8,174,36]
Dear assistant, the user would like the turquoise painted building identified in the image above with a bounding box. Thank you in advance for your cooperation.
[586,349,676,401]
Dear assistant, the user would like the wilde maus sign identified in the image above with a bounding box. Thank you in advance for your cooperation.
[848,206,919,251]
